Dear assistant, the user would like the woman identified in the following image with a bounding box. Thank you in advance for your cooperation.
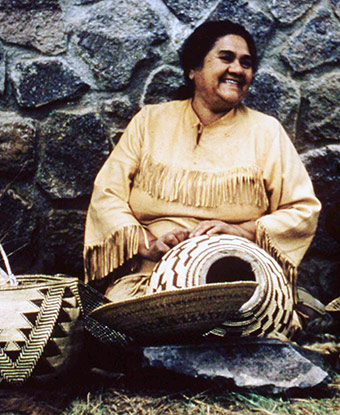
[84,21,321,315]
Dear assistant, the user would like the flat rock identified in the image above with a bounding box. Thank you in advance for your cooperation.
[163,0,218,24]
[37,108,109,199]
[71,0,168,90]
[210,0,274,54]
[0,112,36,176]
[268,0,318,25]
[142,339,328,392]
[281,9,340,72]
[244,69,300,138]
[10,58,89,108]
[298,72,340,143]
[0,9,67,55]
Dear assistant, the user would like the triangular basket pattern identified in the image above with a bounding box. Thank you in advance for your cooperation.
[0,275,82,384]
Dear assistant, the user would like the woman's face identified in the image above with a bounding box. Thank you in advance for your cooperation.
[189,34,253,114]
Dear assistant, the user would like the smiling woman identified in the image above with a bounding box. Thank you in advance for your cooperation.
[189,35,253,124]
[84,20,321,340]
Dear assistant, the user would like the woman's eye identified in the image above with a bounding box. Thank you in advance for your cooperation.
[220,52,234,62]
[240,57,252,68]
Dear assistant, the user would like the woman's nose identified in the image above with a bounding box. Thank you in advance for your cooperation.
[227,60,243,74]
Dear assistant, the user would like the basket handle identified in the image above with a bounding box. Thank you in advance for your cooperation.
[0,243,18,286]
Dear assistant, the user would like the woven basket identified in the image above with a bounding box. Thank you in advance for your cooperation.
[0,244,83,384]
[91,235,296,344]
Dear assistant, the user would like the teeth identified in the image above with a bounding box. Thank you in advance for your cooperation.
[222,79,239,85]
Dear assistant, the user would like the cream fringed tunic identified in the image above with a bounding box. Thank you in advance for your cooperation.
[84,99,321,302]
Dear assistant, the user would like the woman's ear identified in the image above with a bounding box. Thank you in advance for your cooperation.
[189,69,195,80]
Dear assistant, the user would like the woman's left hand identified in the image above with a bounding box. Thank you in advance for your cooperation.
[189,220,256,242]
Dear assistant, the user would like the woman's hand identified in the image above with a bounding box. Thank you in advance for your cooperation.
[138,228,190,262]
[189,220,256,242]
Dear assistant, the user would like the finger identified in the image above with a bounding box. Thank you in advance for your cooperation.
[189,221,215,237]
[171,228,190,241]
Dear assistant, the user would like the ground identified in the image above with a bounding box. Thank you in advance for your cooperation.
[0,364,339,415]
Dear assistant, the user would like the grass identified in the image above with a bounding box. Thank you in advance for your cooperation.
[61,372,340,415]
[0,358,339,415]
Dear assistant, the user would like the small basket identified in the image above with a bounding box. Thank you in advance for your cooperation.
[0,244,83,384]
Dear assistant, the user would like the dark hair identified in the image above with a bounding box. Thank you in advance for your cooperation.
[178,20,258,98]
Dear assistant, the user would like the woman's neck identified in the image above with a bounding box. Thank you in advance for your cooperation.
[191,97,232,126]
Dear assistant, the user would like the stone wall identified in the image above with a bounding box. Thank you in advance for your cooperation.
[0,0,339,304]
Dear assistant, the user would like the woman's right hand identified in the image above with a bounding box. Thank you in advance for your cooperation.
[138,228,189,262]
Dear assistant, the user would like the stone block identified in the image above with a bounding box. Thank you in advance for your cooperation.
[331,0,340,17]
[0,41,5,95]
[0,185,37,274]
[268,0,318,25]
[0,112,36,176]
[142,65,185,106]
[281,9,340,73]
[0,0,59,9]
[0,9,67,55]
[210,0,274,54]
[41,209,86,277]
[300,145,340,298]
[244,69,300,138]
[72,0,168,90]
[163,0,218,24]
[37,108,109,199]
[10,58,89,108]
[298,72,340,143]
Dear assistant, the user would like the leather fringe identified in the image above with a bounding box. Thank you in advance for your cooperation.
[256,221,298,303]
[134,154,269,209]
[84,225,140,282]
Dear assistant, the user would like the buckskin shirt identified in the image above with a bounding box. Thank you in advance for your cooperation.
[84,99,321,302]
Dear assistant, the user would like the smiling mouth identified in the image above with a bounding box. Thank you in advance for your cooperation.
[220,78,243,87]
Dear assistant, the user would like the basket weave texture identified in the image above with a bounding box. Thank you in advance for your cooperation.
[0,274,83,384]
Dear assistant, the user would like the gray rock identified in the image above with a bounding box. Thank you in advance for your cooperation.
[0,0,59,9]
[0,9,67,55]
[0,41,5,94]
[142,339,328,392]
[0,112,36,176]
[299,257,339,305]
[301,145,340,256]
[331,0,340,17]
[41,209,86,277]
[210,0,274,55]
[268,0,318,25]
[142,65,184,106]
[281,9,340,73]
[72,0,168,90]
[37,108,109,199]
[163,0,218,24]
[72,0,101,4]
[298,72,340,143]
[244,69,300,138]
[0,185,37,274]
[10,58,89,108]
[99,97,137,130]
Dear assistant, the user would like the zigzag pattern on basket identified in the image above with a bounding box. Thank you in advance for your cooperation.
[0,276,81,384]
[149,235,295,339]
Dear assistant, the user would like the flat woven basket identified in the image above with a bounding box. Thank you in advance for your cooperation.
[0,244,83,384]
[91,235,296,344]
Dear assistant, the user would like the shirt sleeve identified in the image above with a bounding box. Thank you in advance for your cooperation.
[255,121,321,299]
[84,108,146,282]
